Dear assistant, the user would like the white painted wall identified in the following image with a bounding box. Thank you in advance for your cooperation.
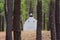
[23,17,37,31]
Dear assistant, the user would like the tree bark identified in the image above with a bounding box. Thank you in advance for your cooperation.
[47,21,49,30]
[49,0,57,40]
[55,0,60,40]
[1,16,4,31]
[43,13,45,30]
[13,0,21,40]
[0,15,2,31]
[5,0,13,40]
[36,0,42,40]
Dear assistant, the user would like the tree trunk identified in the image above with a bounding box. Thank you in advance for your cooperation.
[55,0,60,40]
[1,16,4,31]
[36,0,42,40]
[13,0,21,40]
[0,15,1,31]
[47,20,50,30]
[49,0,57,40]
[43,13,45,30]
[0,7,1,31]
[5,0,13,40]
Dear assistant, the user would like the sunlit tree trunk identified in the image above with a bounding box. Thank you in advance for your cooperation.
[13,0,21,40]
[49,0,57,40]
[5,0,13,40]
[55,0,60,40]
[36,0,42,40]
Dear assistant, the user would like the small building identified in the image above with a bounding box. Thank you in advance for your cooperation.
[23,13,37,31]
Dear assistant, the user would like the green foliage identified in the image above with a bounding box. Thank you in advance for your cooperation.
[0,0,4,16]
[0,0,50,30]
[42,0,50,30]
[0,0,4,3]
[42,0,50,13]
[21,0,27,23]
[0,3,4,13]
[32,0,37,19]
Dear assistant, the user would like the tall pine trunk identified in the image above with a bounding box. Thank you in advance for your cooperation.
[1,16,4,31]
[5,0,13,40]
[43,13,45,30]
[36,0,42,40]
[0,15,2,31]
[49,0,57,40]
[55,0,60,40]
[13,0,21,40]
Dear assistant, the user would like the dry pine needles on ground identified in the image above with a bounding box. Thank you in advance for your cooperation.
[0,31,51,40]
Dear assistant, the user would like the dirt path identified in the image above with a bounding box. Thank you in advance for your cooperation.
[0,31,51,40]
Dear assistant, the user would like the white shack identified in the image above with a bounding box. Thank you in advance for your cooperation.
[23,13,37,31]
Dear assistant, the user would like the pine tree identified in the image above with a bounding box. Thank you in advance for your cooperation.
[55,0,60,40]
[1,16,4,31]
[0,15,2,31]
[13,0,21,40]
[5,0,13,40]
[49,0,57,40]
[36,0,42,40]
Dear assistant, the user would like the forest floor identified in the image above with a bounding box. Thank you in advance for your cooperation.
[0,31,51,40]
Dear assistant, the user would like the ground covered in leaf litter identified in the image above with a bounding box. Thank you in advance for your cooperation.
[0,31,51,40]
